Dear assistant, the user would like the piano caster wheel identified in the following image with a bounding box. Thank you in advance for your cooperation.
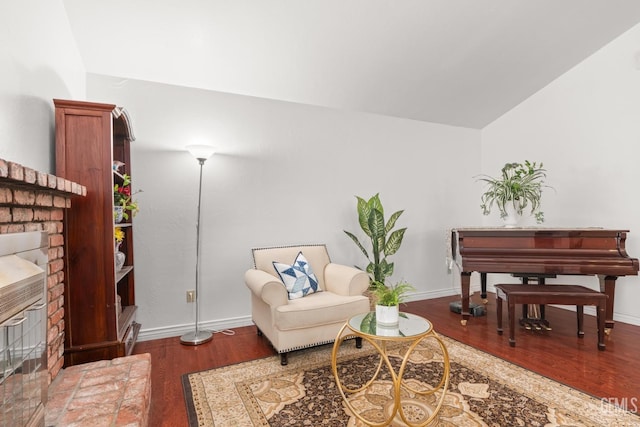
[460,319,468,326]
[482,298,488,304]
[605,328,612,336]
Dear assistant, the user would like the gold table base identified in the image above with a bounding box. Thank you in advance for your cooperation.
[331,317,450,427]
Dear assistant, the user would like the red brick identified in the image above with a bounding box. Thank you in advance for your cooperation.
[48,298,59,316]
[23,167,36,184]
[48,247,60,261]
[8,162,23,181]
[37,171,48,187]
[0,207,11,223]
[64,179,72,192]
[0,159,8,177]
[12,207,34,222]
[24,223,41,232]
[47,273,60,288]
[56,177,64,191]
[6,224,24,233]
[13,189,35,205]
[53,196,67,208]
[47,324,60,343]
[49,258,64,274]
[34,208,51,221]
[36,193,53,207]
[50,233,64,247]
[51,208,64,220]
[50,283,64,301]
[41,221,59,234]
[0,188,12,203]
[49,307,64,326]
[47,174,58,189]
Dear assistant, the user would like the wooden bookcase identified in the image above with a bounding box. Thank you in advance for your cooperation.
[54,99,140,366]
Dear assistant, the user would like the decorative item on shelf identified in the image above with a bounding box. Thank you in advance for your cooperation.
[371,280,414,325]
[114,173,141,221]
[476,160,553,226]
[181,144,217,346]
[114,227,126,271]
[114,227,124,250]
[113,205,124,224]
[115,251,125,271]
[112,160,125,173]
[344,193,407,309]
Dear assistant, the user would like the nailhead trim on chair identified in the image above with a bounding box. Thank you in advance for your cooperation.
[251,243,331,268]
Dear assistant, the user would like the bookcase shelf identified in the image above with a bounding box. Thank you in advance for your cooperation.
[54,99,140,367]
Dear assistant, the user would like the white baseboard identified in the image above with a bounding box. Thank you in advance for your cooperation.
[137,315,254,342]
[137,287,640,341]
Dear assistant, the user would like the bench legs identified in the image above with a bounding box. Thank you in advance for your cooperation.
[508,300,516,347]
[496,294,503,335]
[496,291,606,350]
[577,305,584,337]
[597,302,606,351]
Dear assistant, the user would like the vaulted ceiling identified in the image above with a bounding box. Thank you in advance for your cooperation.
[62,0,640,128]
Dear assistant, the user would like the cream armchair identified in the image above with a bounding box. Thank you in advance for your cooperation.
[245,244,370,365]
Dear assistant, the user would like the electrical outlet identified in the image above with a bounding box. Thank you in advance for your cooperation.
[186,290,196,303]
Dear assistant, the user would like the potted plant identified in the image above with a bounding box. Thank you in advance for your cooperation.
[476,160,552,225]
[344,193,407,287]
[371,281,415,325]
[114,173,140,221]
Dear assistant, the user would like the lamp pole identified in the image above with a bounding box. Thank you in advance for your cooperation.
[181,145,216,345]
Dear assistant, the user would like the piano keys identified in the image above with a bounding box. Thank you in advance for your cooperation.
[451,228,639,328]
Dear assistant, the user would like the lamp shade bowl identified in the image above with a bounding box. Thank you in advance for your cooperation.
[186,144,216,161]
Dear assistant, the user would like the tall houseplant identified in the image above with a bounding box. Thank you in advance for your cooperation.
[476,161,551,224]
[344,193,407,287]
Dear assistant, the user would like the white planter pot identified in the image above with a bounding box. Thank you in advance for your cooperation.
[503,203,521,228]
[376,304,399,326]
[376,323,400,336]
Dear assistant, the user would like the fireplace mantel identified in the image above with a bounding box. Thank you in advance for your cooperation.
[0,157,85,382]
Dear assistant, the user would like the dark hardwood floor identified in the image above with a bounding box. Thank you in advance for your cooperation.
[134,293,640,426]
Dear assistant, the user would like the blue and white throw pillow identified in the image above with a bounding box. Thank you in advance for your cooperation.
[273,251,321,300]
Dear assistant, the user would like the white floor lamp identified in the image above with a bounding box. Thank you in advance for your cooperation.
[181,144,216,345]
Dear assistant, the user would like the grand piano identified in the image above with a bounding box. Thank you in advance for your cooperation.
[451,228,639,328]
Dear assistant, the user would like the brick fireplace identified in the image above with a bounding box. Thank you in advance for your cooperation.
[0,158,85,383]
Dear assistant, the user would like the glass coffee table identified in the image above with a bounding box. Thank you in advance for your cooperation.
[331,312,450,427]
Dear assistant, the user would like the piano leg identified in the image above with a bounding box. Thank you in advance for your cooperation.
[480,273,488,304]
[600,275,618,334]
[460,272,472,326]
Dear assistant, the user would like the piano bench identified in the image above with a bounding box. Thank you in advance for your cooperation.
[494,284,607,351]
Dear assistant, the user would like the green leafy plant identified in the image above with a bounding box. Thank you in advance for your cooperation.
[114,173,140,220]
[344,193,407,286]
[476,161,552,224]
[371,281,415,307]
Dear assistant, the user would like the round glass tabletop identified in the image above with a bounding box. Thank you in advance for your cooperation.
[348,312,432,338]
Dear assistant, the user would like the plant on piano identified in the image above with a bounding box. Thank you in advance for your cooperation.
[476,161,552,224]
[344,193,407,287]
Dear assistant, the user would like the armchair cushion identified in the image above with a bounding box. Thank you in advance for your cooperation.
[273,251,321,299]
[246,244,370,361]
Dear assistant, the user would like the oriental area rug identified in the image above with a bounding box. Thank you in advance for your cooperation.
[182,335,638,426]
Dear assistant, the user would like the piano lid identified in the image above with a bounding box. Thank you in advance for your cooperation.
[451,227,639,276]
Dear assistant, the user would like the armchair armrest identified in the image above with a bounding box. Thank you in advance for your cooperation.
[244,269,288,307]
[324,263,370,296]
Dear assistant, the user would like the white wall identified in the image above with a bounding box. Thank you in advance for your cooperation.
[482,23,640,325]
[87,74,481,339]
[0,0,86,172]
